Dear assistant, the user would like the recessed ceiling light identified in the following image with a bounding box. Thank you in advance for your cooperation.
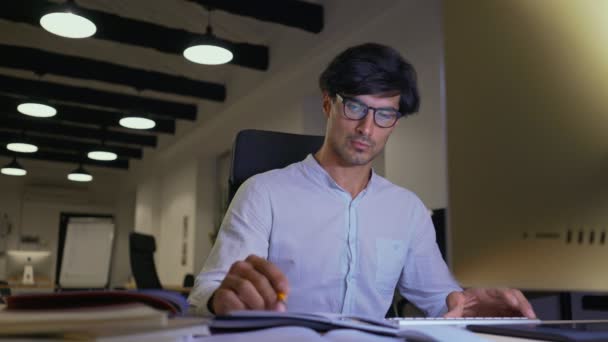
[1,158,27,177]
[88,151,118,161]
[40,12,96,39]
[119,117,156,130]
[67,165,93,182]
[7,142,38,153]
[17,103,57,118]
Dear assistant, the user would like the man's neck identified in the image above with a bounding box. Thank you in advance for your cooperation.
[314,147,372,199]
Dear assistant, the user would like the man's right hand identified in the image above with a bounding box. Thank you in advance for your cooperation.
[211,254,290,315]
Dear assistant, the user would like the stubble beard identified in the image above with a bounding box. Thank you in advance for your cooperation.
[332,134,377,166]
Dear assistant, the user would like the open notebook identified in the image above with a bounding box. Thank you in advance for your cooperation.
[210,311,488,341]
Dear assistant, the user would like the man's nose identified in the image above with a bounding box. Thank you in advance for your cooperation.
[356,110,375,136]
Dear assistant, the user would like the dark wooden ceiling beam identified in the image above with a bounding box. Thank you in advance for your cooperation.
[190,0,324,33]
[0,149,129,169]
[2,0,270,71]
[0,44,226,102]
[0,131,143,159]
[0,116,157,147]
[0,74,197,121]
[0,95,176,134]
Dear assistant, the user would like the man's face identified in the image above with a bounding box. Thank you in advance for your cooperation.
[322,92,400,166]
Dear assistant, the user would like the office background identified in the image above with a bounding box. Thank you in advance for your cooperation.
[1,0,604,314]
[0,0,447,288]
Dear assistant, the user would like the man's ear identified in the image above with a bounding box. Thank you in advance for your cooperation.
[322,93,332,119]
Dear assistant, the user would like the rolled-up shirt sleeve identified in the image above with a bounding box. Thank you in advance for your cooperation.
[188,177,272,316]
[398,200,462,317]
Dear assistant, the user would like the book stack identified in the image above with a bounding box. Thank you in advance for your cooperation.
[0,290,209,341]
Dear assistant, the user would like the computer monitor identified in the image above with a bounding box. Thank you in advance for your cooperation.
[444,1,608,291]
[6,250,53,285]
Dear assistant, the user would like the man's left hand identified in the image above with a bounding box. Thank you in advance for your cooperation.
[444,288,536,318]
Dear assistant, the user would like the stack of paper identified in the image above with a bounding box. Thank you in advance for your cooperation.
[0,303,167,335]
[0,303,210,341]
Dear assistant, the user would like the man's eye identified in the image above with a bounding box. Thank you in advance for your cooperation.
[377,110,397,120]
[346,101,365,112]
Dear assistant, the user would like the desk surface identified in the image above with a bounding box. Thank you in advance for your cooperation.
[0,302,603,342]
[476,333,540,342]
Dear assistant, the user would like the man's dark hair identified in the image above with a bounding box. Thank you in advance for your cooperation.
[319,43,420,116]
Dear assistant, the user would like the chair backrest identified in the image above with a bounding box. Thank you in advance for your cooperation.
[431,208,447,262]
[129,232,163,289]
[228,129,325,201]
[182,273,195,288]
[0,280,10,300]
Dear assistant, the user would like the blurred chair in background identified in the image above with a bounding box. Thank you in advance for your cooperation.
[129,232,162,289]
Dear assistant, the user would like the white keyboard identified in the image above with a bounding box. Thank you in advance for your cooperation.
[388,316,541,326]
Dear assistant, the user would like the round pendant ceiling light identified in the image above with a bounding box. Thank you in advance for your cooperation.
[67,164,93,182]
[87,150,118,161]
[7,142,38,153]
[119,116,156,130]
[1,158,27,177]
[40,1,96,39]
[17,102,57,118]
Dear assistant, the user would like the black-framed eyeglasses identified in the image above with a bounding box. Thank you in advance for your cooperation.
[336,94,401,128]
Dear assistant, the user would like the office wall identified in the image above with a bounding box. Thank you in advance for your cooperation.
[0,179,25,277]
[132,0,447,281]
[156,161,197,285]
[134,176,162,238]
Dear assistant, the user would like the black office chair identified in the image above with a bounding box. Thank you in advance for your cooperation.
[129,232,163,289]
[182,273,195,288]
[0,280,10,304]
[228,129,324,201]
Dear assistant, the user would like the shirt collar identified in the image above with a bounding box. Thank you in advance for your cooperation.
[300,154,378,196]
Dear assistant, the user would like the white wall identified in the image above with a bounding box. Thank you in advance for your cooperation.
[132,0,447,282]
[134,176,161,238]
[194,157,216,274]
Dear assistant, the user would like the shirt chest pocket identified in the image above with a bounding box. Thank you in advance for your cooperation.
[375,238,406,293]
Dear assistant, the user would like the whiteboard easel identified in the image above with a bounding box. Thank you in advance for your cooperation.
[59,217,114,288]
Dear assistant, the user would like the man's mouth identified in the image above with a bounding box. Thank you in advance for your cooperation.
[351,139,371,150]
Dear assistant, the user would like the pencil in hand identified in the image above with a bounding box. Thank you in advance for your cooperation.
[276,291,288,311]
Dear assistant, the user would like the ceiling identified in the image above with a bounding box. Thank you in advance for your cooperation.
[0,0,323,174]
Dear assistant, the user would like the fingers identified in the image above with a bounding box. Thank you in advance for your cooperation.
[273,300,287,312]
[222,273,266,310]
[246,255,290,295]
[213,288,246,315]
[487,288,537,318]
[213,254,289,315]
[443,291,465,318]
[511,290,537,319]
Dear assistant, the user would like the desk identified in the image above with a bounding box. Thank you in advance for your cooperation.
[122,284,192,296]
[1,283,55,295]
[476,334,540,342]
[193,320,608,342]
[191,326,542,341]
[1,300,605,342]
[3,277,53,288]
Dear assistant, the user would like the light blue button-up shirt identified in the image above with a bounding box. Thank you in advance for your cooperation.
[189,155,461,317]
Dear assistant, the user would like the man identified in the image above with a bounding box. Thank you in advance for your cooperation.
[188,43,536,319]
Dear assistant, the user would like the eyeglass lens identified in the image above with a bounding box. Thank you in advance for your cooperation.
[341,96,399,127]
